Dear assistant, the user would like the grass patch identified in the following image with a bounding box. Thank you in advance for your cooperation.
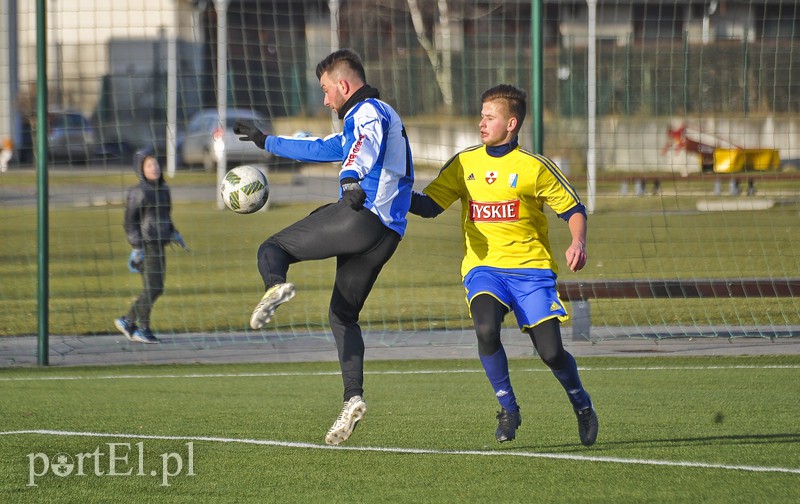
[2,172,800,336]
[0,356,798,502]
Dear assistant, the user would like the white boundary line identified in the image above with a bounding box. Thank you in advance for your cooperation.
[0,364,798,382]
[2,429,799,475]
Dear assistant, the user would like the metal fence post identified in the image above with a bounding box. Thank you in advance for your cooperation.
[571,299,591,341]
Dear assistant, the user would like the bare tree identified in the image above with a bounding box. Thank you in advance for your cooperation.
[340,0,502,113]
[407,0,453,112]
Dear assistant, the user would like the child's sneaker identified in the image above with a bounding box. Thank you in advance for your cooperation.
[130,328,159,344]
[114,317,137,340]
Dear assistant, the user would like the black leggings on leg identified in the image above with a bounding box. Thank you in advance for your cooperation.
[471,294,507,356]
[525,318,569,370]
[471,294,569,370]
[256,201,401,400]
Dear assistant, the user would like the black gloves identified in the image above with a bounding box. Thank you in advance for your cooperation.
[234,120,266,149]
[340,178,366,210]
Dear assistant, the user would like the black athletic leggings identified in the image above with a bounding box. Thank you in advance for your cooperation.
[470,294,569,370]
[257,200,401,400]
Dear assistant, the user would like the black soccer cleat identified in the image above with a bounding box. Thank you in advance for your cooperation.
[495,408,522,443]
[575,407,599,447]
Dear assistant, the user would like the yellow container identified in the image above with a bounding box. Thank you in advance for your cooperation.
[743,149,780,171]
[713,149,745,173]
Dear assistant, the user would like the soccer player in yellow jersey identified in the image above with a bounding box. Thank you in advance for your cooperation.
[410,84,598,446]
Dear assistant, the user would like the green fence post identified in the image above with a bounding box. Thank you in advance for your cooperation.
[531,0,543,154]
[36,0,49,366]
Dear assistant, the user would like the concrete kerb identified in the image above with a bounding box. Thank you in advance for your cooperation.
[2,327,799,368]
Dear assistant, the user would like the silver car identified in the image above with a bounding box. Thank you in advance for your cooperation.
[180,109,272,171]
[29,111,99,162]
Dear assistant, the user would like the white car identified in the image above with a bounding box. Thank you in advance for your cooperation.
[180,109,272,171]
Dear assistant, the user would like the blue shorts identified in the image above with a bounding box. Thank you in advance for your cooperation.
[464,266,569,330]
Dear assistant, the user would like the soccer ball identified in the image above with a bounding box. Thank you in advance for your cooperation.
[220,165,269,214]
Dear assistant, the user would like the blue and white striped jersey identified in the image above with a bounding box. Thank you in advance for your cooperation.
[264,98,414,237]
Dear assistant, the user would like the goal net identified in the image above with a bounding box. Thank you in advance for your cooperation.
[1,0,798,356]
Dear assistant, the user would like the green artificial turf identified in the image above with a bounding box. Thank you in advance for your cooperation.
[1,356,798,502]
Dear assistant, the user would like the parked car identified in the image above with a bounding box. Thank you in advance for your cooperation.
[28,110,99,163]
[180,108,272,171]
[16,117,35,164]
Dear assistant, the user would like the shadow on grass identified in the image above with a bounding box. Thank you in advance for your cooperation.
[513,432,800,453]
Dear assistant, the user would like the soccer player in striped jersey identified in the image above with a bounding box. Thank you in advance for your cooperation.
[235,49,414,445]
[410,84,598,446]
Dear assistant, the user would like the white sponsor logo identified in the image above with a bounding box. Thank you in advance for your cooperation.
[469,200,520,222]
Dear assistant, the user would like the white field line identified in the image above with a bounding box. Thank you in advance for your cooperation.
[1,429,799,475]
[0,364,798,382]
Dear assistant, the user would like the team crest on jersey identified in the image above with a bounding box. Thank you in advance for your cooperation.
[508,173,518,188]
[485,171,497,184]
[467,173,475,181]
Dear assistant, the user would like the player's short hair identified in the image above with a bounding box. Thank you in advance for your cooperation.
[481,84,527,131]
[316,49,366,83]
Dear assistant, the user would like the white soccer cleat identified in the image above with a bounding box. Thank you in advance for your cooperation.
[325,396,367,446]
[249,283,296,329]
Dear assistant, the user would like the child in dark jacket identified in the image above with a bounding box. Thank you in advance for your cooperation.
[114,152,187,343]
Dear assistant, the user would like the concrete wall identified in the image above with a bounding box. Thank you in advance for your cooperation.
[14,0,197,116]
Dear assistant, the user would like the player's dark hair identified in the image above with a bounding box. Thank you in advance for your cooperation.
[481,84,527,131]
[315,49,366,82]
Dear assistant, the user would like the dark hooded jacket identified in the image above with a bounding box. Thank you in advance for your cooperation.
[123,151,177,248]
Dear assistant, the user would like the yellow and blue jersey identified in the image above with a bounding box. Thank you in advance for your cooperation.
[422,142,582,279]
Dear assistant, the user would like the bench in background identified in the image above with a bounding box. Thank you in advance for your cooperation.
[558,278,800,340]
[599,171,800,197]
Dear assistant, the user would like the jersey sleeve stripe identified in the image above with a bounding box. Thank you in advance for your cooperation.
[531,152,582,204]
[437,145,481,175]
